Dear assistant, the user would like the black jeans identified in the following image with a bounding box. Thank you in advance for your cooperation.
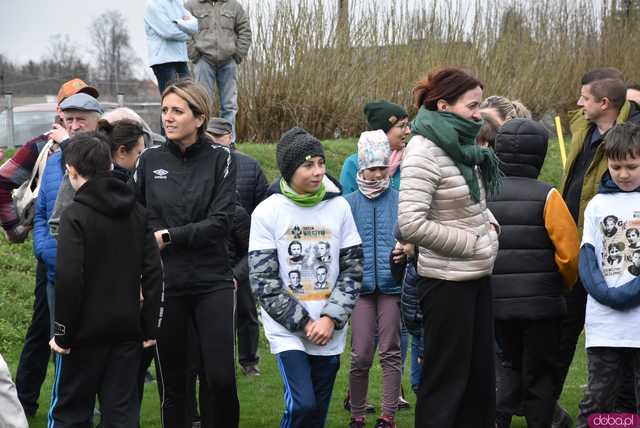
[48,341,142,428]
[556,280,588,399]
[236,279,260,367]
[495,318,561,428]
[15,258,49,415]
[416,276,495,428]
[156,287,239,428]
[555,281,635,411]
[576,347,640,428]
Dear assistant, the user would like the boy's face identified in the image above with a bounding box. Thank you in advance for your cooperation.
[291,243,302,256]
[605,218,616,230]
[608,154,640,191]
[628,230,639,243]
[289,272,300,286]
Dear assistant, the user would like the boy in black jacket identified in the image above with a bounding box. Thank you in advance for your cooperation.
[48,132,162,428]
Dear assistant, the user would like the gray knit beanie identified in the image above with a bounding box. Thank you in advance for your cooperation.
[276,127,325,183]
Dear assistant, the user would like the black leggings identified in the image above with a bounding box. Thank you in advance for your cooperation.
[156,287,239,428]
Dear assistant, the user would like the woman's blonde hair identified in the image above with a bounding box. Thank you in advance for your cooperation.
[161,79,211,134]
[480,95,531,122]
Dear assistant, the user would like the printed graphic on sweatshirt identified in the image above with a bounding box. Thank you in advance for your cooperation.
[600,214,640,277]
[285,224,334,301]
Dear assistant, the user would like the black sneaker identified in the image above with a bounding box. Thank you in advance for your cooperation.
[241,364,261,377]
[397,395,410,410]
[349,417,366,428]
[373,416,396,428]
[551,403,573,428]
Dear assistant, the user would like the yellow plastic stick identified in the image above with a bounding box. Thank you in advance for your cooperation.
[555,116,567,170]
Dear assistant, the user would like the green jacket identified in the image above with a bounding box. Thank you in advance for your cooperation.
[560,101,635,236]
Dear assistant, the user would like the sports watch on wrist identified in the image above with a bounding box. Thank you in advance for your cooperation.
[161,231,171,244]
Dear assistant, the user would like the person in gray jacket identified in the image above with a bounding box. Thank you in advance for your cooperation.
[186,0,252,143]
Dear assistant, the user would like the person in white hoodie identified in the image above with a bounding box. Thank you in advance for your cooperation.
[144,0,198,96]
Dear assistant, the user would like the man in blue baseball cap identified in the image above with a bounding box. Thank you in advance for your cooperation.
[49,93,103,144]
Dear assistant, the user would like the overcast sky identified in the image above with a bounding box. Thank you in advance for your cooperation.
[0,0,423,78]
[1,0,159,79]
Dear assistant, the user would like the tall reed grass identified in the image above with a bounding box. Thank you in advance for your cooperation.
[235,0,640,142]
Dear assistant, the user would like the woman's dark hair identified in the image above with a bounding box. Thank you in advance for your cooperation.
[413,66,484,110]
[98,119,144,155]
[64,131,112,179]
[603,122,640,161]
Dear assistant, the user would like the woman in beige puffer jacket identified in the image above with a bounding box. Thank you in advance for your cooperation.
[397,66,500,428]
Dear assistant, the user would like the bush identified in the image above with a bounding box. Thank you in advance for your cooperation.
[235,0,640,142]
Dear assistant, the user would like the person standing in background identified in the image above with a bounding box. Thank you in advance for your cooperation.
[144,0,197,95]
[208,117,268,376]
[186,0,252,143]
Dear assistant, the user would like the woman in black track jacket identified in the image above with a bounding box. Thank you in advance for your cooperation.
[133,80,239,428]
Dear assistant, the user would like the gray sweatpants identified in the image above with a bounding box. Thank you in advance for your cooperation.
[0,353,28,428]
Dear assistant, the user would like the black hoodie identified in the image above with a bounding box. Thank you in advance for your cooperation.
[54,174,162,349]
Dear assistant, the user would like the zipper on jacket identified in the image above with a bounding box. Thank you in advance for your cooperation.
[373,205,378,291]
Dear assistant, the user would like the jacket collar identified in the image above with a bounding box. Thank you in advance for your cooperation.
[598,171,640,194]
[166,134,209,158]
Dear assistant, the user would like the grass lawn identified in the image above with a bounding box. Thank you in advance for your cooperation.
[0,135,586,427]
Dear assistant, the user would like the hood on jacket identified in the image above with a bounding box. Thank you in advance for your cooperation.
[74,174,136,218]
[598,170,640,194]
[268,174,343,201]
[494,118,549,179]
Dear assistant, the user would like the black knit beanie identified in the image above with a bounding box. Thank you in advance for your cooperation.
[364,101,409,133]
[277,127,325,183]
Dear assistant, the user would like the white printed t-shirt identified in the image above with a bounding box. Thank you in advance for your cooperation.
[249,192,362,356]
[582,192,640,348]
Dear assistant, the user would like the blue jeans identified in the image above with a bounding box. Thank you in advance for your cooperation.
[410,334,424,393]
[400,329,424,394]
[276,351,340,428]
[194,58,239,142]
[151,61,191,96]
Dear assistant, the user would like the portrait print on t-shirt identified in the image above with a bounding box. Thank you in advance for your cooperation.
[285,224,335,300]
[599,214,640,277]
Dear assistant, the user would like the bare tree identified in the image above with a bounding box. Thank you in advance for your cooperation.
[41,34,90,81]
[89,10,138,96]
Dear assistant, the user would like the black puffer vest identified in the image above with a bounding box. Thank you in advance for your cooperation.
[488,119,566,320]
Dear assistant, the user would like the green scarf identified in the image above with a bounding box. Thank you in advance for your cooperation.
[279,178,326,207]
[411,107,502,202]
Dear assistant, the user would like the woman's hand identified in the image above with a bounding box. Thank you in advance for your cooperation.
[306,316,335,346]
[154,230,168,250]
[391,244,406,264]
[49,338,70,355]
[143,340,157,349]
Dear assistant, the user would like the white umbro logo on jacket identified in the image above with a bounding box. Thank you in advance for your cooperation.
[153,169,169,179]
